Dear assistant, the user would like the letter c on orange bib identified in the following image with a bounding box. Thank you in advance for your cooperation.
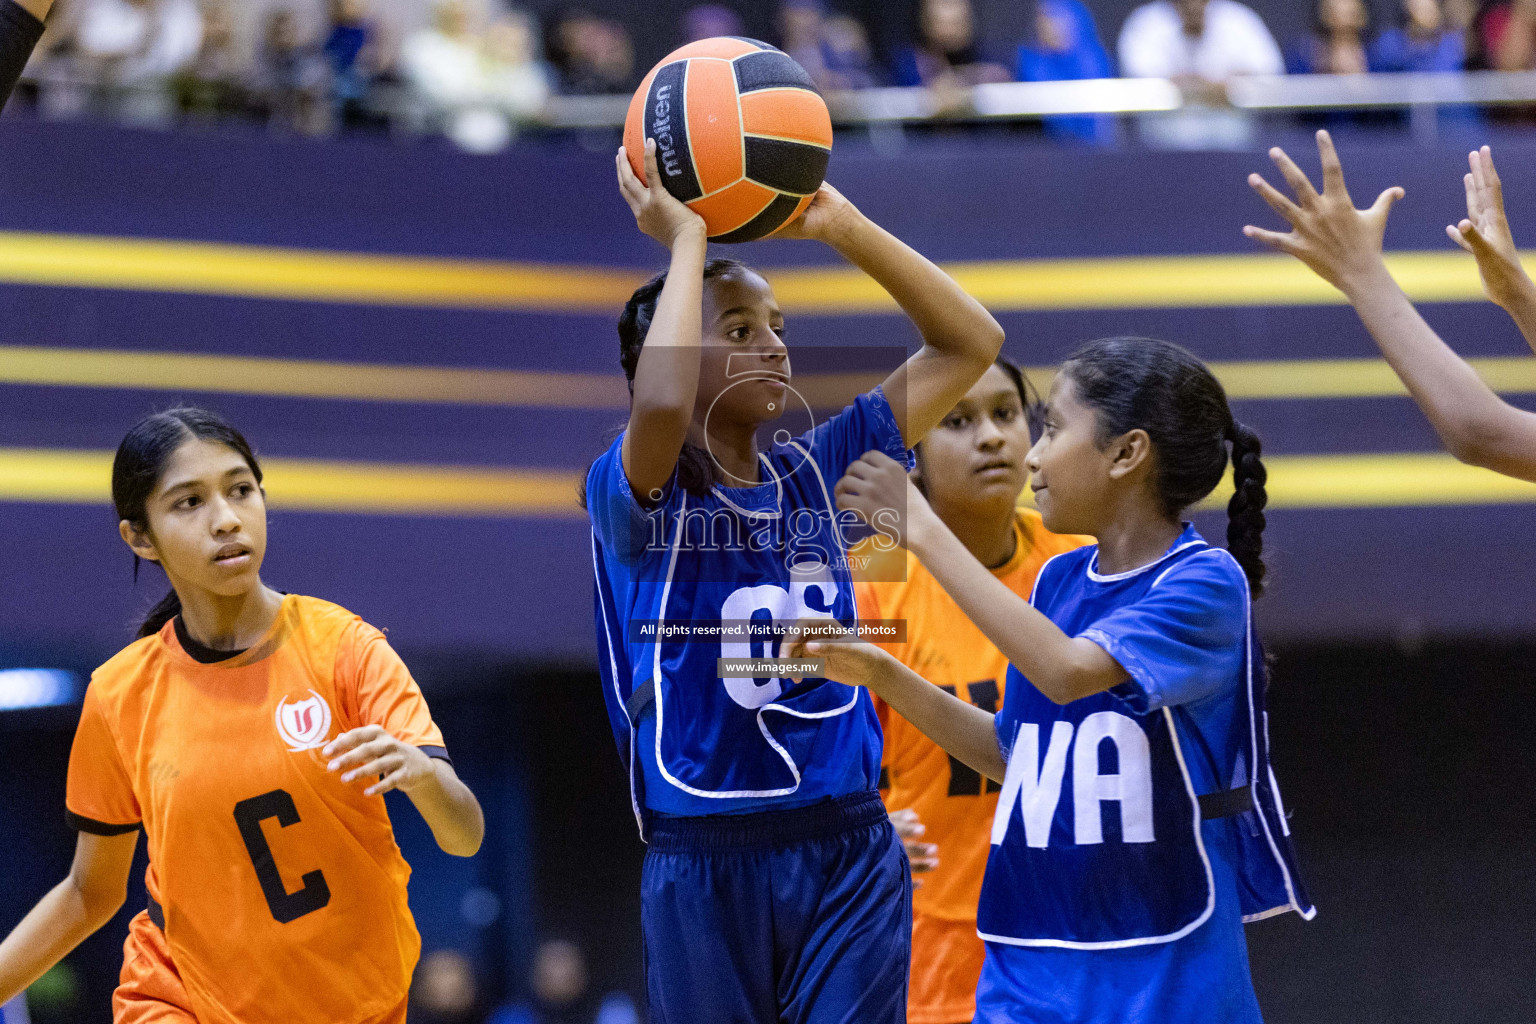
[623,37,832,242]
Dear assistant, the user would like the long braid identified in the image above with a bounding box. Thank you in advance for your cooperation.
[1225,420,1268,598]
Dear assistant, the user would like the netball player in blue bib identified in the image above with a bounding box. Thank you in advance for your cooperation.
[796,337,1313,1023]
[583,140,1005,1024]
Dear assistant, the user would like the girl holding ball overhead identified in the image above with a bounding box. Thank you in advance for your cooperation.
[789,337,1313,1023]
[584,137,1003,1023]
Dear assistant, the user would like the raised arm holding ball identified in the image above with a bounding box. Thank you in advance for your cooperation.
[586,38,1003,1021]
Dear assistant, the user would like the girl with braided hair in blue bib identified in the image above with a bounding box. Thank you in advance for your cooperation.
[791,337,1313,1023]
[583,139,1005,1024]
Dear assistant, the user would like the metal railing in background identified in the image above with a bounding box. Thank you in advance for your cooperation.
[19,69,1536,145]
[1228,71,1536,142]
[550,71,1536,142]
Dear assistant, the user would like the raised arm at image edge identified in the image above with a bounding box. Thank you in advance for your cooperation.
[13,0,51,21]
[0,0,49,113]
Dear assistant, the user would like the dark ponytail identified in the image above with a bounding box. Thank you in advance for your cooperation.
[1060,337,1268,599]
[992,354,1045,440]
[136,590,184,641]
[579,257,750,509]
[1225,421,1268,598]
[112,407,264,638]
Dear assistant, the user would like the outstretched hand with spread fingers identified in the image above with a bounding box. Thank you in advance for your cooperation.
[1243,129,1405,295]
[1448,146,1534,313]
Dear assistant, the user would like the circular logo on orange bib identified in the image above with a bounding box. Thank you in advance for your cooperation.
[274,690,334,752]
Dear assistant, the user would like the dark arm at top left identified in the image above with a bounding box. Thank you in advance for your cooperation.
[0,0,46,114]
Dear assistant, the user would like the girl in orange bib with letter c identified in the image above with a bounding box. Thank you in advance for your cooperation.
[0,407,485,1024]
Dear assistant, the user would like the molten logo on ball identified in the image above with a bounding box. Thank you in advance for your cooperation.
[275,690,333,752]
[624,37,832,242]
[652,83,682,179]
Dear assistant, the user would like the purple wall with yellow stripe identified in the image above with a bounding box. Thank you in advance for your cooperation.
[5,121,1536,671]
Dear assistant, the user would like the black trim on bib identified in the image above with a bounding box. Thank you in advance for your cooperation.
[1199,785,1254,820]
[625,677,657,722]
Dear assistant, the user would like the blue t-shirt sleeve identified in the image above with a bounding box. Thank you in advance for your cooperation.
[798,385,915,486]
[1077,550,1248,714]
[993,549,1082,765]
[995,709,1012,764]
[585,434,670,564]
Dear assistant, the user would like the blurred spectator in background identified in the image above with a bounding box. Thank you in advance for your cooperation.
[1119,0,1284,82]
[1118,0,1282,147]
[174,0,242,119]
[775,0,880,90]
[401,0,480,107]
[412,949,484,1024]
[545,8,633,94]
[820,14,879,88]
[1444,0,1479,36]
[75,0,201,120]
[1477,0,1536,70]
[1371,0,1466,71]
[1015,0,1116,143]
[403,0,549,151]
[893,0,1010,112]
[488,939,639,1024]
[1287,0,1370,74]
[322,0,379,123]
[249,6,328,132]
[482,10,550,117]
[682,3,743,44]
[777,0,831,86]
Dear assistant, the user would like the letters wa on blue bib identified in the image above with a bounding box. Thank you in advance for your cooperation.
[984,527,1313,948]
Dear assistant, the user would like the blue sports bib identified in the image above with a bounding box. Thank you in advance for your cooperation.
[588,388,914,826]
[979,527,1313,948]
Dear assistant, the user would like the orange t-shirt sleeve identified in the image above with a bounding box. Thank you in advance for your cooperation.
[857,580,918,787]
[854,579,880,627]
[337,621,447,758]
[65,683,142,834]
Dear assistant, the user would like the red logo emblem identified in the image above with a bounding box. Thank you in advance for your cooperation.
[274,690,333,752]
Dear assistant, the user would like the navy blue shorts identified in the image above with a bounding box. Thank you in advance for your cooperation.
[641,791,912,1024]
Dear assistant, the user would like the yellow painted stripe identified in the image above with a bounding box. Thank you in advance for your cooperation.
[8,345,1536,404]
[0,232,643,312]
[0,346,633,407]
[1021,355,1536,401]
[773,251,1528,312]
[1,230,1532,312]
[1034,451,1536,510]
[4,448,1534,514]
[1234,453,1536,509]
[0,448,585,517]
[1203,356,1536,399]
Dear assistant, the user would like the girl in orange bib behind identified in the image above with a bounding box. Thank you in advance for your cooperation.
[855,358,1091,1024]
[0,407,485,1024]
